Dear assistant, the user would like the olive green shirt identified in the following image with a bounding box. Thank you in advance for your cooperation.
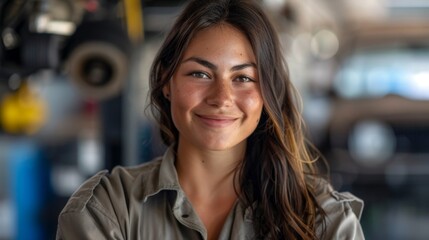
[56,147,365,239]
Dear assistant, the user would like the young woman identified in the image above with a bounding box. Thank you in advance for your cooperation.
[57,0,364,239]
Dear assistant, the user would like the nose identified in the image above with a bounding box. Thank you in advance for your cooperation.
[206,80,233,107]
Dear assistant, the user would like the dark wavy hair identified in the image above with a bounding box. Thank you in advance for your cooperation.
[149,0,326,239]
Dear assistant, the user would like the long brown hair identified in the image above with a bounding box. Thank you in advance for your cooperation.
[149,0,326,239]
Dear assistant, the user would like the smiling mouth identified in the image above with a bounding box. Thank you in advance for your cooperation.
[196,114,238,127]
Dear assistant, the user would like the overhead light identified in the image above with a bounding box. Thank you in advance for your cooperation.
[263,0,287,11]
[388,0,429,8]
[310,29,339,60]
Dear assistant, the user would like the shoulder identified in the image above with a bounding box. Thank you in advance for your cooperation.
[314,178,364,219]
[60,157,163,216]
[312,178,365,239]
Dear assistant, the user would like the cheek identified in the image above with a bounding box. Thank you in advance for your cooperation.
[240,90,264,117]
[170,84,202,118]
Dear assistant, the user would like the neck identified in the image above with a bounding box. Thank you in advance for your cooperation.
[175,141,245,199]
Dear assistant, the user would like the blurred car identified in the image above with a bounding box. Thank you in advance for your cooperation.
[319,21,429,240]
[324,21,429,184]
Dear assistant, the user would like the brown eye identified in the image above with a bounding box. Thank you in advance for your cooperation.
[235,76,254,83]
[190,72,210,79]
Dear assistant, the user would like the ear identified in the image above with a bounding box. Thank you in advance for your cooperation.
[162,83,171,100]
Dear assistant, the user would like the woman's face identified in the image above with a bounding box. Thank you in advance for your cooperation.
[163,24,263,152]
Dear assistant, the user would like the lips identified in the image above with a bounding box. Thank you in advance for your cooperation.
[196,114,239,128]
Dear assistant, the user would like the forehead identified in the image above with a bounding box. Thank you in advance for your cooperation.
[182,24,256,61]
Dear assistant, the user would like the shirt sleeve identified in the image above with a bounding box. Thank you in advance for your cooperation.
[320,191,365,240]
[56,203,124,240]
[55,170,125,240]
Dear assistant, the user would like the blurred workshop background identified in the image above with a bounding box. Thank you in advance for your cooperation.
[0,0,428,239]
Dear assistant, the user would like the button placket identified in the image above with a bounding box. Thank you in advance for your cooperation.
[172,191,207,238]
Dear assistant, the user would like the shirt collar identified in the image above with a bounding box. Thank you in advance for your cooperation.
[158,145,181,189]
[143,145,181,202]
[142,145,254,222]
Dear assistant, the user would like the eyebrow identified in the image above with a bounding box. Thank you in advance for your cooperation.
[182,57,257,72]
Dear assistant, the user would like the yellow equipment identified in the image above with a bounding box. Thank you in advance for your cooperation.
[0,82,47,135]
